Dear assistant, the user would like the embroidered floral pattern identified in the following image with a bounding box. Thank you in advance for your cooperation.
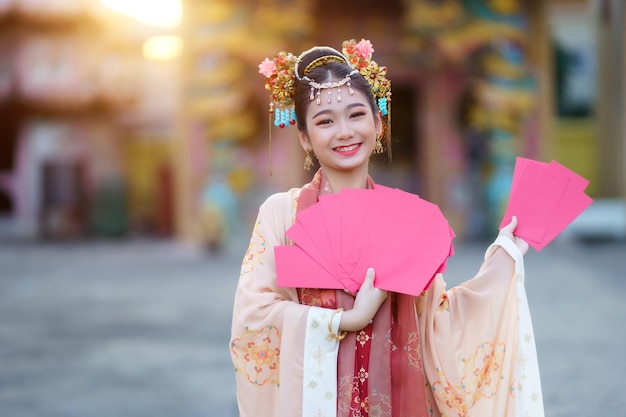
[403,331,422,370]
[464,342,506,400]
[432,369,468,415]
[336,375,352,415]
[240,218,267,277]
[230,324,281,387]
[366,386,393,417]
[383,328,397,352]
[302,308,345,416]
[356,330,371,347]
[299,288,325,307]
[357,367,369,384]
[431,341,507,413]
[353,392,369,415]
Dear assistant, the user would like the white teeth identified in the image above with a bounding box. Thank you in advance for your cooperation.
[336,144,359,152]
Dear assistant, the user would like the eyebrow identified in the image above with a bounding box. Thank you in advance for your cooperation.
[311,102,367,119]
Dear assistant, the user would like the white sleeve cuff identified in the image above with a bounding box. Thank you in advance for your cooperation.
[302,307,341,417]
[486,235,524,279]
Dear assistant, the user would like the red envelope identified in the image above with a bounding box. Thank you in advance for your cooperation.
[500,157,593,251]
[275,186,454,296]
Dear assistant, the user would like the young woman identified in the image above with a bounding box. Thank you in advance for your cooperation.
[230,40,543,417]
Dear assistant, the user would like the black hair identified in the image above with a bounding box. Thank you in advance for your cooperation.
[293,47,378,133]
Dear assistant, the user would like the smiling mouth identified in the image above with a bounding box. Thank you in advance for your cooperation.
[334,143,361,153]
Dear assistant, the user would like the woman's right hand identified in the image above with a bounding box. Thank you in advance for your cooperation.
[499,215,529,256]
[339,268,387,332]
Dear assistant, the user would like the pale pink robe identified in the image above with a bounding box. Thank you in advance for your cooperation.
[230,174,543,417]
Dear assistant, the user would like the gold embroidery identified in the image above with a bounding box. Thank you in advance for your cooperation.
[404,331,423,370]
[240,219,267,277]
[230,325,281,387]
[431,342,507,413]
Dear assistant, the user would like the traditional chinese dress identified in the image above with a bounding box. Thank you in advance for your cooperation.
[230,170,544,417]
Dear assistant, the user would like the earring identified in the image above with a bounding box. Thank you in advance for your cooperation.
[304,151,314,170]
[374,137,384,154]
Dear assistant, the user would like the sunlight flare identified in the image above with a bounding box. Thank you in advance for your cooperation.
[143,36,183,61]
[101,0,182,28]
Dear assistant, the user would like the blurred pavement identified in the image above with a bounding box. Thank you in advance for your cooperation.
[0,231,625,417]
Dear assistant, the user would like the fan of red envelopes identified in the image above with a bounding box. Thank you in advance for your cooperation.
[274,185,455,296]
[499,157,593,251]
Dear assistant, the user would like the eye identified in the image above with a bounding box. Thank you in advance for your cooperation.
[350,111,366,118]
[315,118,333,126]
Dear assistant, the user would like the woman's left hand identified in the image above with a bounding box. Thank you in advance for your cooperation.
[499,216,529,256]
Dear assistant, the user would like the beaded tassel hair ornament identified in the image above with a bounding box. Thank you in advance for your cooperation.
[258,39,392,174]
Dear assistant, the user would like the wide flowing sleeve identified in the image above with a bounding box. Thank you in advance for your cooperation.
[230,190,343,417]
[416,236,544,417]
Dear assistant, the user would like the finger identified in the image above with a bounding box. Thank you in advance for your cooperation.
[363,268,375,286]
[501,215,518,232]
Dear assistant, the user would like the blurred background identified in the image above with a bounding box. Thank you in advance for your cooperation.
[0,0,624,416]
[0,0,624,245]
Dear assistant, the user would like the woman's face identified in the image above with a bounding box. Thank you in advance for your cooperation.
[298,87,381,177]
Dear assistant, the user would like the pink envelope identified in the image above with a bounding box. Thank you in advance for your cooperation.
[275,245,357,291]
[550,160,589,190]
[274,186,454,296]
[500,157,593,251]
[287,220,336,276]
[501,158,569,243]
[529,179,593,251]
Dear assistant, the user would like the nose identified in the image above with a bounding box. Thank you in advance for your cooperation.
[334,117,353,140]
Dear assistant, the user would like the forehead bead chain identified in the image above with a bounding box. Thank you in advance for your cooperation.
[308,72,357,105]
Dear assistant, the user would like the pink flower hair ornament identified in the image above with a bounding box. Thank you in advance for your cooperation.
[258,58,276,78]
